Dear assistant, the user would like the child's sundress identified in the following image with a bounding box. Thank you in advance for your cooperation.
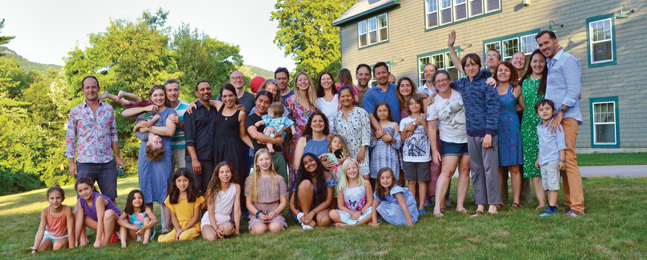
[374,185,419,225]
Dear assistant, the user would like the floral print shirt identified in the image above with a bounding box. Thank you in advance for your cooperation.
[65,101,118,163]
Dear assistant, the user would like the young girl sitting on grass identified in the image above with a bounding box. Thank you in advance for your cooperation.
[117,190,158,248]
[31,186,75,253]
[328,159,373,227]
[371,168,418,227]
[369,102,402,184]
[74,177,121,248]
[246,149,289,234]
[158,169,205,242]
[201,162,241,241]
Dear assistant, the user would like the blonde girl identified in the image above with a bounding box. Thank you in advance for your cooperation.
[329,159,374,227]
[327,134,351,180]
[31,186,74,253]
[246,149,288,234]
[117,190,158,248]
[371,168,418,227]
[202,162,241,241]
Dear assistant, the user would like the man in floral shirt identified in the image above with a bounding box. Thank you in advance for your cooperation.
[66,76,125,201]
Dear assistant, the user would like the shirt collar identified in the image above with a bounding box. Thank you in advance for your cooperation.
[82,100,105,107]
[537,118,555,128]
[547,49,565,65]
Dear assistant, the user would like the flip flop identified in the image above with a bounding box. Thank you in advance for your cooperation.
[470,210,484,218]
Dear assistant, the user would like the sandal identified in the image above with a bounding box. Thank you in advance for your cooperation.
[456,208,468,214]
[440,208,448,214]
[470,210,484,218]
[511,203,520,210]
[434,212,444,217]
[486,211,499,216]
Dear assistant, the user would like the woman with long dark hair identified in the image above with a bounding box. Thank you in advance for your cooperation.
[518,49,549,210]
[315,72,339,132]
[290,153,335,229]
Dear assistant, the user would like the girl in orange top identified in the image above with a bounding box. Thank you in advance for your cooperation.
[31,186,75,253]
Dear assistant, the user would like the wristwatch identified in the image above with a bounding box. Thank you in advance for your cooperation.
[558,106,567,113]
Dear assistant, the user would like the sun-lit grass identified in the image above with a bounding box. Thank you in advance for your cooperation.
[2,176,647,259]
[577,152,647,166]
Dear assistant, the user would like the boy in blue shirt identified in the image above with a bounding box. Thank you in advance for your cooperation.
[534,99,566,217]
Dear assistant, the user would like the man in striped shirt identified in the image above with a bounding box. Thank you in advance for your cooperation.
[164,79,189,173]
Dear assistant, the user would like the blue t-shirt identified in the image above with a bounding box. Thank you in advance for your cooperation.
[363,83,401,123]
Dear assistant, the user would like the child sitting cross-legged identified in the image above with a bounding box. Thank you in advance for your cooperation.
[117,190,158,248]
[328,159,373,227]
[534,99,567,217]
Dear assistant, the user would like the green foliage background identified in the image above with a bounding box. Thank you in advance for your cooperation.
[0,9,247,193]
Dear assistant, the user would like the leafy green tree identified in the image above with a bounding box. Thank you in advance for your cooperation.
[0,19,16,57]
[271,0,357,77]
[169,24,243,100]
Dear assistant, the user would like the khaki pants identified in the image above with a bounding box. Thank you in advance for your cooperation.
[561,118,584,213]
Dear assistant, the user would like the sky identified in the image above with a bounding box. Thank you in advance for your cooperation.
[0,0,296,71]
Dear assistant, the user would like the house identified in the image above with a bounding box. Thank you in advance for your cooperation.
[333,0,647,153]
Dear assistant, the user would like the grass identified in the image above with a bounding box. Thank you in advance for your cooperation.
[2,176,647,259]
[577,152,647,166]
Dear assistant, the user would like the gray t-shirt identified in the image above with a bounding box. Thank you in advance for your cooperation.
[217,91,256,114]
[135,113,163,141]
[356,87,368,108]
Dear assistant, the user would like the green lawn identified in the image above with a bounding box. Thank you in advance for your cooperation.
[577,152,647,166]
[2,176,646,259]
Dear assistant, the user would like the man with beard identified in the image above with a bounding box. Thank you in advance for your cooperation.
[184,81,218,194]
[275,67,293,104]
[355,64,372,108]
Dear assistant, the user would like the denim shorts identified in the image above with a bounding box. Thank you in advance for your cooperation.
[440,141,469,157]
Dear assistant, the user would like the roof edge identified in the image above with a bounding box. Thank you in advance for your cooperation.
[332,0,400,27]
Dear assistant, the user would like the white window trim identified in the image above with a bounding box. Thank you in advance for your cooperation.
[592,101,617,145]
[418,51,461,87]
[439,0,453,25]
[357,14,389,48]
[453,0,468,22]
[589,18,614,64]
[485,0,501,13]
[501,37,519,61]
[425,0,439,29]
[468,0,483,17]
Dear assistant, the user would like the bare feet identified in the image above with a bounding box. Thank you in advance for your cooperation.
[117,90,126,99]
[98,90,109,101]
[268,148,275,153]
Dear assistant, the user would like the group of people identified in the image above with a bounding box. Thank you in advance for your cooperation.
[32,29,585,252]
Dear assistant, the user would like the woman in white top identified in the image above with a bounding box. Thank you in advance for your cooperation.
[426,70,470,217]
[315,72,339,132]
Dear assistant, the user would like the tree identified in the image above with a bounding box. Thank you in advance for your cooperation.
[271,0,357,77]
[169,24,243,101]
[0,19,16,57]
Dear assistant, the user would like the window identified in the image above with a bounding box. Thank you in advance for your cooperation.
[486,0,500,12]
[426,0,438,28]
[590,96,620,147]
[586,14,616,66]
[417,50,460,87]
[483,29,540,63]
[469,0,483,17]
[425,0,499,29]
[454,0,467,21]
[358,14,388,48]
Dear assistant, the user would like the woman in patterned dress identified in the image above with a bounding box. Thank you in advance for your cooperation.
[285,72,319,187]
[518,49,549,209]
[333,86,371,180]
[494,61,524,209]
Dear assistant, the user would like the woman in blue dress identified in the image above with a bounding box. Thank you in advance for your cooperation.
[131,85,177,233]
[494,62,524,209]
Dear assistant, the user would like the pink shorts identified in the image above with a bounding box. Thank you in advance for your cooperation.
[123,99,154,109]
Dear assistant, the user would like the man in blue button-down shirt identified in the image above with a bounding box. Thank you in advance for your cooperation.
[536,30,585,217]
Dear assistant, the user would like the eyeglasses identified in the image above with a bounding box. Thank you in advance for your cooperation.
[434,79,449,84]
[231,76,245,80]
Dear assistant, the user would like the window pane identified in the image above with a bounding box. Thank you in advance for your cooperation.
[593,41,612,62]
[520,35,538,54]
[441,0,452,8]
[360,34,367,47]
[470,0,483,16]
[377,14,387,28]
[486,42,501,53]
[427,12,438,27]
[486,0,499,12]
[432,54,445,69]
[441,8,452,24]
[594,103,601,113]
[358,21,367,34]
[503,38,519,61]
[419,57,430,72]
[455,3,467,20]
[369,31,378,44]
[368,17,377,31]
[595,124,616,144]
[445,52,455,68]
[447,68,459,81]
[604,19,612,39]
[426,0,438,12]
[379,27,388,41]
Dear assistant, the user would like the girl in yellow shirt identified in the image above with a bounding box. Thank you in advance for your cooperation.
[158,169,204,242]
